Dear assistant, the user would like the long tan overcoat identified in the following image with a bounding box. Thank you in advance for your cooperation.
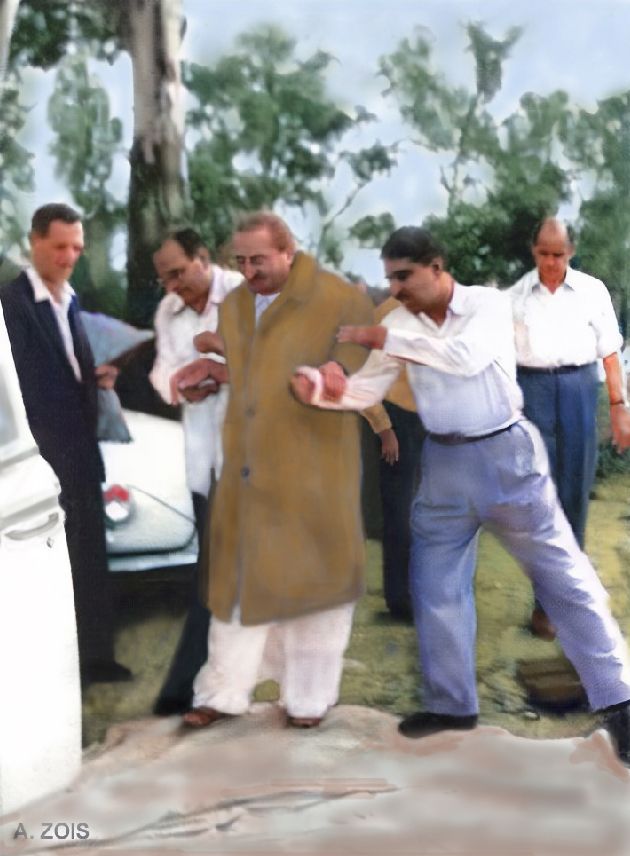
[205,251,374,625]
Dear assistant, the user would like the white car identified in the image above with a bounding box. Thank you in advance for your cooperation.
[100,409,198,572]
[79,311,197,573]
[0,303,81,812]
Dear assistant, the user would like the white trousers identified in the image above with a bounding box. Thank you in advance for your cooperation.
[192,602,355,718]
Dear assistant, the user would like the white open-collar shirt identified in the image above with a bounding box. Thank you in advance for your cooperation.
[303,283,524,437]
[27,267,82,382]
[509,267,622,368]
[150,266,242,495]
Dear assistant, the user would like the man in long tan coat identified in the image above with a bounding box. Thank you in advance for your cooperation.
[173,211,373,729]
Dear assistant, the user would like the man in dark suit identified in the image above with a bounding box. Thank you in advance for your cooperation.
[0,203,131,687]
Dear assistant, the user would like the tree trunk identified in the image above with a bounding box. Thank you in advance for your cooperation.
[124,0,185,326]
[0,0,20,76]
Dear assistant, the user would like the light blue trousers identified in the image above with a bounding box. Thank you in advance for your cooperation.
[409,420,630,716]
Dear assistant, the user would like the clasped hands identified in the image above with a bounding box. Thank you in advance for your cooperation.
[169,358,228,404]
[167,331,229,404]
[290,323,386,405]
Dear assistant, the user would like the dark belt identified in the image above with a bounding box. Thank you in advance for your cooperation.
[427,423,516,446]
[517,363,594,375]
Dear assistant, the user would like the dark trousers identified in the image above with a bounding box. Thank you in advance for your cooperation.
[517,364,600,548]
[153,487,212,713]
[379,402,425,614]
[57,465,116,669]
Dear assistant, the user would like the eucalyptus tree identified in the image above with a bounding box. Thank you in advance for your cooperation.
[379,23,574,285]
[6,0,185,324]
[184,25,398,268]
[0,0,33,254]
[561,91,630,332]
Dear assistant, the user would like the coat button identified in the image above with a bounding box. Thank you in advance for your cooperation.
[241,466,250,478]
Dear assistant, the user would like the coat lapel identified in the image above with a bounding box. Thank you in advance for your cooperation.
[229,285,256,369]
[20,275,82,385]
[68,297,94,379]
[254,252,316,333]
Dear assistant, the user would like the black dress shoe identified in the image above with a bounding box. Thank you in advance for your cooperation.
[388,604,415,623]
[601,700,630,765]
[398,710,478,738]
[81,661,133,686]
[153,696,192,716]
[375,608,414,625]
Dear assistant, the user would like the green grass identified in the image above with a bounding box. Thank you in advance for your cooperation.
[84,472,629,746]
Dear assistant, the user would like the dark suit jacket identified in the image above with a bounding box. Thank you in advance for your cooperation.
[0,271,105,483]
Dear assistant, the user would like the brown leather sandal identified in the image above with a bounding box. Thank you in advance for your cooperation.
[287,715,323,729]
[181,706,230,729]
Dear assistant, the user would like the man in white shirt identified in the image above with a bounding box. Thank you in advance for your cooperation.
[291,226,630,766]
[150,228,242,714]
[510,218,630,639]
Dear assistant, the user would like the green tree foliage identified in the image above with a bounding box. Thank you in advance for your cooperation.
[379,23,521,212]
[184,25,397,263]
[48,50,123,212]
[5,0,123,282]
[8,0,184,325]
[48,49,127,316]
[348,212,397,250]
[10,0,119,69]
[561,92,630,333]
[380,24,574,285]
[0,67,34,252]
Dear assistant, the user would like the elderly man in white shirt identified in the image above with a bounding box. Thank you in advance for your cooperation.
[291,226,630,766]
[150,228,242,715]
[510,218,630,640]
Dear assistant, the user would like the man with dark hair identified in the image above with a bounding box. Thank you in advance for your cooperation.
[0,203,131,686]
[150,228,242,714]
[172,210,373,730]
[510,217,630,639]
[291,225,630,766]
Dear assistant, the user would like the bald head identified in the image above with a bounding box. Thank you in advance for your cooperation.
[533,218,573,248]
[532,218,574,292]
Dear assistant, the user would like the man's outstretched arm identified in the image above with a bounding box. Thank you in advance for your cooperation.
[337,325,387,350]
[291,348,402,411]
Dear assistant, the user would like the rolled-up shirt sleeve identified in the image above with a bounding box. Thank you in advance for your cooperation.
[590,279,623,359]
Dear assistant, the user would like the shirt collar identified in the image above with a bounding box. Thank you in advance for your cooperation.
[529,266,576,294]
[26,266,75,308]
[447,280,466,316]
[207,265,228,306]
[171,265,224,316]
